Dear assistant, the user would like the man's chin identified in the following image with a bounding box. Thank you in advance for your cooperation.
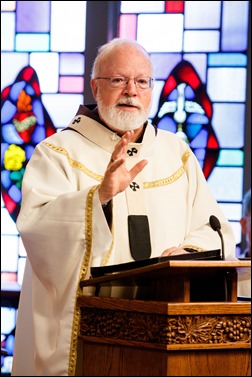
[107,123,142,133]
[98,107,147,132]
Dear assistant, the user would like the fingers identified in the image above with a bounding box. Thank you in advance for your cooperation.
[110,130,134,162]
[109,158,124,172]
[161,247,189,257]
[110,157,118,164]
[129,159,148,177]
[161,247,179,256]
[121,130,134,142]
[109,130,148,174]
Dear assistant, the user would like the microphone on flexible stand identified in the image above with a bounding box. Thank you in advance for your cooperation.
[209,215,225,260]
[209,215,228,301]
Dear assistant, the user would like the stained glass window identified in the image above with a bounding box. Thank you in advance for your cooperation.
[119,0,250,250]
[1,2,86,373]
[1,1,250,374]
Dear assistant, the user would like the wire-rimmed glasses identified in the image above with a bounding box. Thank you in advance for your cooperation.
[95,76,154,89]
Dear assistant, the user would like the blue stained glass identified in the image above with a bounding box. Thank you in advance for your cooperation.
[1,144,9,162]
[1,307,16,333]
[16,1,51,32]
[33,100,45,125]
[212,103,245,148]
[217,150,244,166]
[157,116,177,133]
[207,67,247,102]
[4,334,15,356]
[1,170,11,188]
[16,34,50,52]
[222,1,249,51]
[184,1,221,28]
[8,184,22,202]
[1,101,17,123]
[32,125,46,144]
[2,124,24,145]
[194,148,206,161]
[25,84,37,97]
[151,54,182,79]
[209,53,247,66]
[167,88,178,101]
[1,65,57,226]
[186,123,205,139]
[10,82,26,101]
[190,128,208,148]
[25,145,35,160]
[184,85,195,100]
[207,167,243,202]
[187,113,209,125]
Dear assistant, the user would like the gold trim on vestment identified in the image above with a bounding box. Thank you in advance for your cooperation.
[43,142,192,187]
[68,184,114,375]
[101,230,114,266]
[43,142,104,182]
[68,185,98,376]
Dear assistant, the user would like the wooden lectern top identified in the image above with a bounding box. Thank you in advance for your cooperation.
[80,258,251,303]
[80,258,250,287]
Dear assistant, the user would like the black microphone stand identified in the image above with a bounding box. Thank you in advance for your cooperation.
[209,215,228,301]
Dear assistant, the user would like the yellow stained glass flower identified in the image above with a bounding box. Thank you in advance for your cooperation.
[4,144,26,171]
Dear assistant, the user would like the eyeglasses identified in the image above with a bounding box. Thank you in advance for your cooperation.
[95,76,154,89]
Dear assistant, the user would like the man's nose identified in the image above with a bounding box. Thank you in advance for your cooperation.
[122,78,138,95]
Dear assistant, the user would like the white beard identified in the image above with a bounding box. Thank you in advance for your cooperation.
[96,95,150,132]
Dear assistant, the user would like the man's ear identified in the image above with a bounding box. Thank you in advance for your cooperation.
[240,217,247,235]
[90,78,98,99]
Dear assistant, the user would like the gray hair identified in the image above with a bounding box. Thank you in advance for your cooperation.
[91,38,153,79]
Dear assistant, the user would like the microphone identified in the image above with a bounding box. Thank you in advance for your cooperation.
[209,215,225,260]
[209,215,228,302]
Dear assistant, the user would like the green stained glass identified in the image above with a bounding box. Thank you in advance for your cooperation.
[217,150,244,166]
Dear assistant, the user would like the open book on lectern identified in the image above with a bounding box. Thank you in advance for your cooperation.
[91,249,221,278]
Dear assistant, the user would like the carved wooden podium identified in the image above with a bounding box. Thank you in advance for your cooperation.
[77,260,251,376]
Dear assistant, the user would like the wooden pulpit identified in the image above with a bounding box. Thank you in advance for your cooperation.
[77,259,251,376]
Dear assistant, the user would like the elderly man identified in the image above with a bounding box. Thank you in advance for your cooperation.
[12,38,236,376]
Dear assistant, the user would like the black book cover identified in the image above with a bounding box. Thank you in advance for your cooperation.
[91,249,221,278]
